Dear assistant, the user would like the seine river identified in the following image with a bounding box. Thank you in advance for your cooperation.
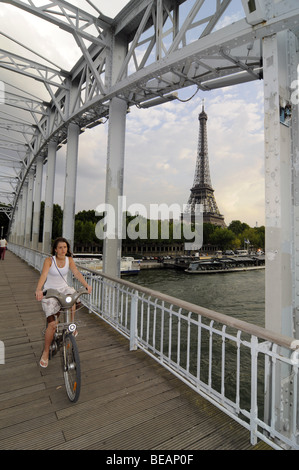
[128,267,265,327]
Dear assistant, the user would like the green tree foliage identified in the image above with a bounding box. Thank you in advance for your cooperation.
[228,220,250,235]
[227,220,265,250]
[75,210,99,224]
[39,202,63,241]
[52,204,63,239]
[201,220,265,250]
[209,227,236,250]
[75,219,97,244]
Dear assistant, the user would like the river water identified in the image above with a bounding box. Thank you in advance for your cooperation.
[128,267,265,327]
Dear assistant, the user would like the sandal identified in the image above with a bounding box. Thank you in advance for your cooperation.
[39,357,48,368]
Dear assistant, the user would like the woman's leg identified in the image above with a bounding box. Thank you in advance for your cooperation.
[40,315,57,365]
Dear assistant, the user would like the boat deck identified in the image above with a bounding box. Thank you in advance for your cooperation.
[0,251,271,450]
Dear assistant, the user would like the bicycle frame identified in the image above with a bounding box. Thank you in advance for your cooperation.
[49,306,75,358]
[43,287,88,402]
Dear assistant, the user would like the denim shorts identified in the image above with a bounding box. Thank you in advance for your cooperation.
[42,286,76,318]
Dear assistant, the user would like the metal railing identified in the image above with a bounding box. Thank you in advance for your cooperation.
[9,244,299,450]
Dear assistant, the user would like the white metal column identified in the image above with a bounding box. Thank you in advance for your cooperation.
[25,170,34,247]
[290,47,299,342]
[62,122,79,253]
[102,97,127,277]
[103,32,128,277]
[263,29,299,442]
[43,141,57,254]
[263,30,298,339]
[19,182,28,246]
[12,206,19,244]
[31,156,43,250]
[9,213,16,243]
[16,196,22,245]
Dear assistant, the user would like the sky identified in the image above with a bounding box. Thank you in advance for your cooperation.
[0,0,266,228]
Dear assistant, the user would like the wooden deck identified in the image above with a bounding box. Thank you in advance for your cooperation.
[0,250,271,451]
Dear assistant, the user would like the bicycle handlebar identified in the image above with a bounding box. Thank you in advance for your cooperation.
[43,286,88,308]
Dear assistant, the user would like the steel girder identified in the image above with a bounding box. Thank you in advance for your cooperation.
[0,0,299,225]
[3,0,111,45]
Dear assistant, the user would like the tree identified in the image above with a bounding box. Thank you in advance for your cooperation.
[75,209,98,224]
[209,227,236,250]
[203,223,217,245]
[228,220,250,235]
[52,204,63,239]
[241,226,265,250]
[38,202,63,242]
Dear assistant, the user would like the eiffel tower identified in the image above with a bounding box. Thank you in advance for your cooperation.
[186,102,226,227]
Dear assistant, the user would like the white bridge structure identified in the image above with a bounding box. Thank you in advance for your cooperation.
[1,0,299,449]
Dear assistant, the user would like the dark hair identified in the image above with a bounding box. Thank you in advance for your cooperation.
[51,237,72,257]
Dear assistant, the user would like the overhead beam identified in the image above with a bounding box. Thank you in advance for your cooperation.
[3,0,109,47]
[0,49,69,89]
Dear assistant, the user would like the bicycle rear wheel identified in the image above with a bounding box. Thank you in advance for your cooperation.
[63,333,81,403]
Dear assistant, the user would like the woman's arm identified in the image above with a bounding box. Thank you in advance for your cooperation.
[35,257,52,301]
[69,257,92,293]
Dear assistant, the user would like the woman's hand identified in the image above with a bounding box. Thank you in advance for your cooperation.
[86,285,92,294]
[35,290,43,301]
[35,258,51,302]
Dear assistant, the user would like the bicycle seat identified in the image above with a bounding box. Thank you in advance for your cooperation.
[43,287,88,308]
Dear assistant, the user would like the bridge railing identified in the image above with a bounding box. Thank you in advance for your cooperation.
[9,243,299,450]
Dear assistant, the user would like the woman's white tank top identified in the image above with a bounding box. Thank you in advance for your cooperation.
[44,256,69,290]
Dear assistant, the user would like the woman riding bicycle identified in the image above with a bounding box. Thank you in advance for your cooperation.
[35,237,92,368]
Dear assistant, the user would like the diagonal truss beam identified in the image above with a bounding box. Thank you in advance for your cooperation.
[3,0,110,47]
[0,155,25,171]
[4,92,49,116]
[0,49,69,89]
[0,117,37,137]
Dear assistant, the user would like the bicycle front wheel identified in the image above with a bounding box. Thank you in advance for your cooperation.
[63,333,81,403]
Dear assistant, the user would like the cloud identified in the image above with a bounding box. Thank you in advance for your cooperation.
[99,0,131,17]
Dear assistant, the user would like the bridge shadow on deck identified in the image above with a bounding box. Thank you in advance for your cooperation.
[0,251,270,451]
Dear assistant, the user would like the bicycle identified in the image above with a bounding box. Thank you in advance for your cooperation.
[43,286,88,403]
